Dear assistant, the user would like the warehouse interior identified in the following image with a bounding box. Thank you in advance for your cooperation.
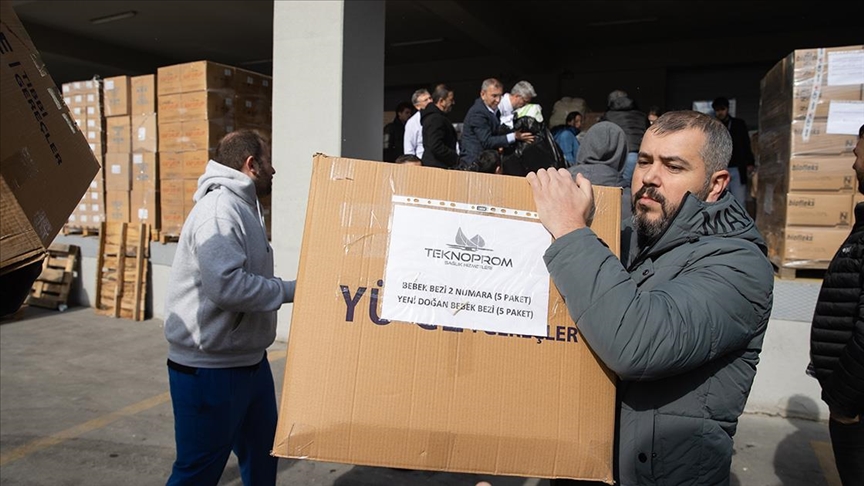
[11,0,864,125]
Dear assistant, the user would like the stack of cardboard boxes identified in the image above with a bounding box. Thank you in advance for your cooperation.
[757,45,864,270]
[157,61,273,237]
[130,75,160,229]
[61,61,273,239]
[157,61,236,235]
[64,79,105,230]
[103,75,133,224]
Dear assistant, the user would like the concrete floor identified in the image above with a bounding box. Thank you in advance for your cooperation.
[0,306,843,486]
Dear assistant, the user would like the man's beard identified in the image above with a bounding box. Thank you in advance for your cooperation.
[631,181,711,249]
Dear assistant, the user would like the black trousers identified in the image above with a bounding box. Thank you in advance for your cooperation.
[829,417,864,486]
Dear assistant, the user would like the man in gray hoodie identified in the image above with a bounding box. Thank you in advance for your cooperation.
[163,129,296,485]
[529,111,773,485]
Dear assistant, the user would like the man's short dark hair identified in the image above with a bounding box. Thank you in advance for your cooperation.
[712,97,730,110]
[566,111,582,124]
[859,124,864,139]
[396,101,413,113]
[214,129,270,172]
[650,111,732,175]
[395,154,421,164]
[431,84,452,104]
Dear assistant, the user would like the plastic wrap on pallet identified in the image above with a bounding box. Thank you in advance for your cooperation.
[756,44,864,271]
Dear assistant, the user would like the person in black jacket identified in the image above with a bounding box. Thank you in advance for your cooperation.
[712,97,755,207]
[809,124,864,486]
[420,84,459,169]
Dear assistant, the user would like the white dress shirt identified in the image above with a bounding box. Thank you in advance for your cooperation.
[403,111,423,158]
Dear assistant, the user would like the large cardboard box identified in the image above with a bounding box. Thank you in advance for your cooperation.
[789,155,856,192]
[103,75,130,117]
[105,190,130,222]
[132,153,158,192]
[106,115,132,153]
[0,3,101,272]
[781,226,849,263]
[132,113,158,153]
[273,156,618,482]
[158,91,234,123]
[104,153,132,191]
[130,74,156,114]
[158,120,230,153]
[157,60,235,96]
[785,192,853,226]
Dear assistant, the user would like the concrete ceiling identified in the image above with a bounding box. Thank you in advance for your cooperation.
[9,0,864,86]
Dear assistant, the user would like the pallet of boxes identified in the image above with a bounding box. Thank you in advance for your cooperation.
[63,79,106,234]
[756,45,864,279]
[156,61,273,242]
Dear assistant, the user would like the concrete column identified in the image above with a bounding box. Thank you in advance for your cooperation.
[271,0,385,341]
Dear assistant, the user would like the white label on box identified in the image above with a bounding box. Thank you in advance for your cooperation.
[63,85,70,93]
[89,143,96,151]
[91,192,98,199]
[828,51,864,86]
[79,203,87,211]
[263,80,269,87]
[87,93,95,102]
[87,119,96,128]
[105,79,115,90]
[138,127,147,141]
[68,215,76,222]
[85,81,94,90]
[111,164,122,174]
[64,96,71,105]
[245,100,252,109]
[380,200,551,337]
[827,101,864,135]
[246,76,253,85]
[81,215,89,223]
[224,69,231,76]
[88,131,96,140]
[133,154,143,164]
[225,98,232,107]
[74,95,82,103]
[92,204,100,212]
[87,106,96,115]
[74,82,82,90]
[90,181,98,190]
[138,208,149,219]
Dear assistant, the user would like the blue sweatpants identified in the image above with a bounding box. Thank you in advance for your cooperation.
[166,355,278,486]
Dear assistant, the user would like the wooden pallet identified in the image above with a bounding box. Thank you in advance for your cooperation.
[64,225,100,237]
[95,222,150,320]
[26,244,80,310]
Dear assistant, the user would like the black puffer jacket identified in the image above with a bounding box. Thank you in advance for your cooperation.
[810,202,864,418]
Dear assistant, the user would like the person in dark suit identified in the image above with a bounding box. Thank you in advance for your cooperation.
[460,78,534,169]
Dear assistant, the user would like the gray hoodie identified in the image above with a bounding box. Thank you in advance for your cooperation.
[164,160,295,368]
[568,121,632,224]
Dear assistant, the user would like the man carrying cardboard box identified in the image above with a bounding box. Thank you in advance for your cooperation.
[163,129,296,485]
[528,111,774,485]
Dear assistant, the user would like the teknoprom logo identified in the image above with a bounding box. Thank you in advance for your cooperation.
[425,228,513,269]
[447,228,492,252]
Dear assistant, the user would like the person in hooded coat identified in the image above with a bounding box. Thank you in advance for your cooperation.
[568,121,632,226]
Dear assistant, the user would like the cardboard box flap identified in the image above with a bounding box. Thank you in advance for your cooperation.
[274,156,618,482]
[1,2,100,271]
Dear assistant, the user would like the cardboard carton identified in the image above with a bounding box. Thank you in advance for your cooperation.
[0,3,100,272]
[132,153,159,192]
[130,74,156,114]
[105,153,132,192]
[785,192,853,226]
[157,60,235,96]
[781,226,849,263]
[788,155,856,191]
[273,156,618,482]
[106,115,132,153]
[105,190,130,222]
[158,120,231,153]
[158,91,234,123]
[132,113,158,153]
[103,75,130,117]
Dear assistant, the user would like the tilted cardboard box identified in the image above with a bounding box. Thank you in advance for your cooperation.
[0,2,100,272]
[274,155,619,482]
